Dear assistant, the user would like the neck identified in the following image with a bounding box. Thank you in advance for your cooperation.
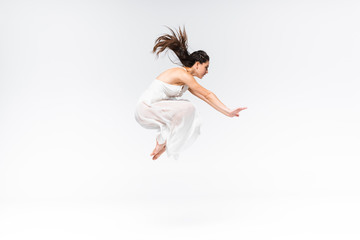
[184,66,196,76]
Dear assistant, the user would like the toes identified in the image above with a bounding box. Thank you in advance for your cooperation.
[152,152,160,160]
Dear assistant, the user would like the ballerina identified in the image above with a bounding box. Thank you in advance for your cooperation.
[135,26,247,160]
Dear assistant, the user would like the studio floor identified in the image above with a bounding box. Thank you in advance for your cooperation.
[1,194,359,240]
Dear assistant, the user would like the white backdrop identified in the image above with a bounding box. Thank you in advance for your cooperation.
[1,0,359,239]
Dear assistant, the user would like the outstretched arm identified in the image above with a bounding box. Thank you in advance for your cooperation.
[202,92,247,117]
[185,77,247,117]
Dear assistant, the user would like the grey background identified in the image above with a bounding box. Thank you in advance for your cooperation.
[1,0,359,239]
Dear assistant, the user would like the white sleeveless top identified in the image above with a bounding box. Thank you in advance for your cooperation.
[137,67,189,105]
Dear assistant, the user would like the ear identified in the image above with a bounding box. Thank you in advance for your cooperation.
[195,61,200,69]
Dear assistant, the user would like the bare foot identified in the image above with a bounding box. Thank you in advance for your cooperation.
[150,140,166,157]
[152,146,166,160]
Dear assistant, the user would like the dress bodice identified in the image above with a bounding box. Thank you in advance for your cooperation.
[138,68,189,105]
[154,79,188,97]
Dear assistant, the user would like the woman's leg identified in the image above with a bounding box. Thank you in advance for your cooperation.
[136,100,199,160]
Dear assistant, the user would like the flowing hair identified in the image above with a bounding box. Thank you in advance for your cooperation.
[152,26,209,67]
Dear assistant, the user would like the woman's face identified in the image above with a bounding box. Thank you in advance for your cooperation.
[196,61,209,79]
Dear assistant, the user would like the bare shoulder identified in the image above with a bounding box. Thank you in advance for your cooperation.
[156,67,191,85]
[181,74,212,99]
[156,67,212,99]
[179,71,196,85]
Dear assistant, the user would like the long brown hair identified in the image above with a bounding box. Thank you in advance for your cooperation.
[152,26,209,67]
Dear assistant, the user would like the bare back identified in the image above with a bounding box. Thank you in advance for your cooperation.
[155,67,189,86]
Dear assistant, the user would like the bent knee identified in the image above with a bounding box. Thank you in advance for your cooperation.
[181,102,196,114]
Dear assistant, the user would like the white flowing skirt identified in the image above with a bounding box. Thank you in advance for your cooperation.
[135,99,201,159]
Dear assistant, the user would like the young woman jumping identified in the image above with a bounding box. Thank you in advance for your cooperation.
[135,26,247,160]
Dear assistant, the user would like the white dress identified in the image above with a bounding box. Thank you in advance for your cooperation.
[134,67,201,159]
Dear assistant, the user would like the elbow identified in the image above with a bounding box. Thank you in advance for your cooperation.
[204,91,214,100]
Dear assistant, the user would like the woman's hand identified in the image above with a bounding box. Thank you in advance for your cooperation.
[228,107,247,117]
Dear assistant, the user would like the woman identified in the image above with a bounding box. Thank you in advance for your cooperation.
[135,26,247,160]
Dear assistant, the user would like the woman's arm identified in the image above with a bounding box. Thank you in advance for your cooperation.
[190,89,232,116]
[183,76,246,117]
